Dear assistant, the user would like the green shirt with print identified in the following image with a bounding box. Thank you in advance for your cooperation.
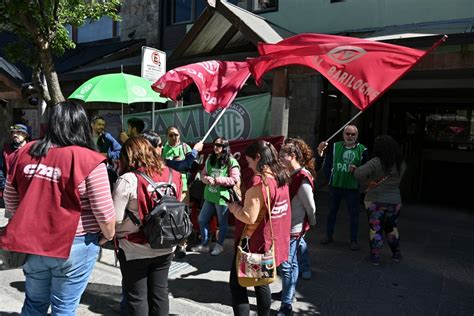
[162,142,192,191]
[204,156,240,206]
[330,141,366,190]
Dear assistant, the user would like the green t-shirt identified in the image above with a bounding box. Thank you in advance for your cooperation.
[204,156,240,206]
[162,142,192,191]
[330,141,366,189]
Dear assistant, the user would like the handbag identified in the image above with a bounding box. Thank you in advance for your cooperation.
[236,181,276,287]
[0,248,28,269]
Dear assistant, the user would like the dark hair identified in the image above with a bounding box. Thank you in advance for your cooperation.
[284,137,316,177]
[166,126,179,134]
[245,140,289,187]
[142,130,162,148]
[127,117,145,134]
[372,135,403,175]
[119,136,163,176]
[90,115,105,124]
[29,101,96,157]
[209,137,231,167]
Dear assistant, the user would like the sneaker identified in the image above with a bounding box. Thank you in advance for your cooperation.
[301,271,312,280]
[191,244,210,253]
[211,244,224,256]
[175,244,187,258]
[320,236,333,245]
[277,304,293,316]
[392,252,402,262]
[370,254,380,266]
[350,241,360,251]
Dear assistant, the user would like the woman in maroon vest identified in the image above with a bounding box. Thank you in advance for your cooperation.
[0,101,116,315]
[113,137,182,316]
[228,140,291,316]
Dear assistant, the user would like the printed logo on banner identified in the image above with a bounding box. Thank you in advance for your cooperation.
[208,102,251,140]
[327,46,367,64]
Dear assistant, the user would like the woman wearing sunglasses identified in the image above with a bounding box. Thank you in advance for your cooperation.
[191,137,240,256]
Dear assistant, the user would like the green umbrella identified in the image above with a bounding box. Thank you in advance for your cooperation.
[69,73,167,103]
[68,73,168,129]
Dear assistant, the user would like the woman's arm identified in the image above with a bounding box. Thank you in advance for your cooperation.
[228,184,263,224]
[214,166,240,187]
[354,158,377,185]
[112,176,134,225]
[297,180,316,226]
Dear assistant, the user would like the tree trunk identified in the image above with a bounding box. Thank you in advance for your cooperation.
[37,44,65,104]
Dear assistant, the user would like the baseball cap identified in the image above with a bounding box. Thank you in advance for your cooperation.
[10,124,29,136]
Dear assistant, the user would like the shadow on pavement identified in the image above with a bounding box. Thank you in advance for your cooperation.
[80,283,122,315]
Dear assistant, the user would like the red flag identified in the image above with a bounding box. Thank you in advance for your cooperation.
[249,33,446,110]
[151,61,250,113]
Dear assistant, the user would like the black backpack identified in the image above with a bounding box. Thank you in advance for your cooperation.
[131,169,192,249]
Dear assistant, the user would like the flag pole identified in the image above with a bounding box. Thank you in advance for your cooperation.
[201,107,227,143]
[324,110,363,144]
[151,102,156,131]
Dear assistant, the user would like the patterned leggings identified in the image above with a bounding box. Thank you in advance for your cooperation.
[366,202,401,257]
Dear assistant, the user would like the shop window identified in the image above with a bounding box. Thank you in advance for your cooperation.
[67,16,120,43]
[424,109,474,150]
[331,0,346,3]
[172,0,207,24]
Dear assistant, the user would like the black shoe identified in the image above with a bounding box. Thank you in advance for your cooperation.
[175,245,187,259]
[350,241,360,251]
[320,236,333,245]
[392,252,402,262]
[277,304,293,316]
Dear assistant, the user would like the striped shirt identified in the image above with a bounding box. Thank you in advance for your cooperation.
[4,163,115,235]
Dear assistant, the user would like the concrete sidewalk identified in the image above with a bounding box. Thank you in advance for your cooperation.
[1,192,474,315]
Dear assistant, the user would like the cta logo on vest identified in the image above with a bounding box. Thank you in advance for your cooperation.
[24,164,62,182]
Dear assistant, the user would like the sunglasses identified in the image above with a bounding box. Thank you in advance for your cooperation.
[214,143,225,148]
[168,133,179,137]
[345,133,356,136]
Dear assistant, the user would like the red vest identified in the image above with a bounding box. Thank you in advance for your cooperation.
[0,142,106,259]
[289,168,314,233]
[234,175,291,266]
[126,166,183,244]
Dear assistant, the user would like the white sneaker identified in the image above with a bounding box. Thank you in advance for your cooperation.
[191,244,210,253]
[211,244,224,256]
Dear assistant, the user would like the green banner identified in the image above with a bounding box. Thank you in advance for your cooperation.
[124,93,271,142]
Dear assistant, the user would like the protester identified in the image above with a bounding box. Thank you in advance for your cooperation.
[191,137,240,256]
[1,101,115,315]
[112,136,182,316]
[228,140,291,316]
[142,130,203,173]
[120,117,145,143]
[277,141,317,315]
[317,125,368,251]
[162,126,192,257]
[90,115,122,160]
[284,137,317,280]
[354,135,406,265]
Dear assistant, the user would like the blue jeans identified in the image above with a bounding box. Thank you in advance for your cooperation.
[298,236,311,276]
[22,233,100,316]
[280,236,299,306]
[327,187,360,242]
[198,200,228,245]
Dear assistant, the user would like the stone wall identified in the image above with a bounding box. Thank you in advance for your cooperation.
[120,0,161,49]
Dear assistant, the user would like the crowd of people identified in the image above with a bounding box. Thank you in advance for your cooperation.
[0,101,406,315]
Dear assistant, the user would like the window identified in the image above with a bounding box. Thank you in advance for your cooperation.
[171,0,207,24]
[230,0,278,12]
[330,0,346,3]
[67,17,120,43]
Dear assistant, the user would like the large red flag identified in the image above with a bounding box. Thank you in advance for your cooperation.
[151,61,250,113]
[248,33,446,110]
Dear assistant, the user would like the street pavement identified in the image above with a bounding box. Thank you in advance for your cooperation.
[1,191,474,315]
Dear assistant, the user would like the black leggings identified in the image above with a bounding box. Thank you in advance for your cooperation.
[118,249,173,316]
[229,252,272,316]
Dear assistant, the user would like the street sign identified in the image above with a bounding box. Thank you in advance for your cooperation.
[141,46,166,83]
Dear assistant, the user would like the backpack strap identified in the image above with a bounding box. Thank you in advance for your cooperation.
[134,168,177,197]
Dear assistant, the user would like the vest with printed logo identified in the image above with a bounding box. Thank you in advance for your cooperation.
[330,141,366,190]
[0,142,105,259]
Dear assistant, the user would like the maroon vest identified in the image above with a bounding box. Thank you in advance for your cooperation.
[234,174,291,266]
[289,168,314,233]
[126,166,183,244]
[0,142,105,259]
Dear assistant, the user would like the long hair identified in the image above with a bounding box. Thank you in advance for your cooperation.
[119,136,164,176]
[29,101,96,157]
[245,140,289,187]
[372,135,403,175]
[209,137,231,168]
[284,137,316,177]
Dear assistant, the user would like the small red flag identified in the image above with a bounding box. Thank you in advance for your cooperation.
[249,33,446,110]
[151,61,250,113]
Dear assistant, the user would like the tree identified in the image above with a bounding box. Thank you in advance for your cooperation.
[0,0,121,105]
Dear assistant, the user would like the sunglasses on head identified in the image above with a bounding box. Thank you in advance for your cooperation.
[345,133,356,136]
